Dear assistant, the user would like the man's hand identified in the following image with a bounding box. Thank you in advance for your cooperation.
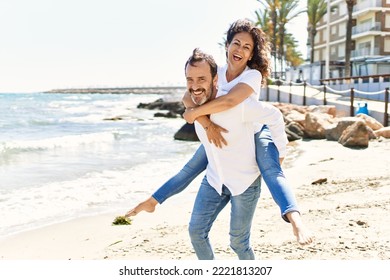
[206,122,228,148]
[183,108,198,124]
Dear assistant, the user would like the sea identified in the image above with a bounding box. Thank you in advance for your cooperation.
[0,90,201,238]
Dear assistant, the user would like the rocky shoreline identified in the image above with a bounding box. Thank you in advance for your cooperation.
[138,98,390,148]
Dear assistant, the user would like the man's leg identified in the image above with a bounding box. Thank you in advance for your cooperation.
[229,176,261,260]
[189,176,230,260]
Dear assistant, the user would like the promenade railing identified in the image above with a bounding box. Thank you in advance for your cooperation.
[266,79,389,127]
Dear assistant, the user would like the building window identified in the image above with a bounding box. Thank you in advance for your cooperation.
[315,31,320,44]
[338,44,345,59]
[314,50,320,61]
[386,14,390,29]
[331,25,337,35]
[339,22,346,37]
[359,41,371,56]
[385,38,390,52]
[339,3,347,15]
[331,46,337,55]
[331,4,339,16]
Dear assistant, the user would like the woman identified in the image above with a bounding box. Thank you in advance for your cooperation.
[126,19,313,245]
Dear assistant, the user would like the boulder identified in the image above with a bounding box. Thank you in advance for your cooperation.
[338,120,370,148]
[304,112,335,139]
[356,113,384,131]
[138,98,185,115]
[285,121,305,141]
[374,127,390,138]
[325,117,360,141]
[174,123,199,141]
[308,105,337,117]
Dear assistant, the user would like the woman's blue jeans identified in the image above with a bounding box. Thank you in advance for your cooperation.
[189,176,261,260]
[152,125,299,220]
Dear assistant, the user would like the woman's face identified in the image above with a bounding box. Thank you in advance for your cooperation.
[226,31,254,68]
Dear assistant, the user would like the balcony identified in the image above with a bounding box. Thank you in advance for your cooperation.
[353,0,382,12]
[352,22,381,35]
[352,47,380,58]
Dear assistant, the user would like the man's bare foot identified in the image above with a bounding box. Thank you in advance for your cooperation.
[286,211,315,245]
[125,197,158,217]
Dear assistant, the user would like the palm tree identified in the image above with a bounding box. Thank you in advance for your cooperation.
[284,33,304,67]
[307,0,327,63]
[345,0,356,77]
[257,0,305,78]
[257,0,280,78]
[278,0,303,76]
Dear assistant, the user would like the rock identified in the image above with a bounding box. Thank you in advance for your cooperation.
[137,98,185,115]
[308,105,337,117]
[285,122,305,141]
[304,112,335,139]
[356,113,384,131]
[154,111,178,118]
[374,127,390,138]
[174,123,199,141]
[325,117,359,141]
[284,110,306,127]
[338,120,370,148]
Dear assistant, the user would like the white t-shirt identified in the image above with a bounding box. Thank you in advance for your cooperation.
[194,65,288,196]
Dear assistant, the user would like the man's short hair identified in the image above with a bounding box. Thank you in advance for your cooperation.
[184,48,218,79]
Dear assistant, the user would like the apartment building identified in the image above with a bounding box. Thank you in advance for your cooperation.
[288,0,390,84]
[314,0,390,77]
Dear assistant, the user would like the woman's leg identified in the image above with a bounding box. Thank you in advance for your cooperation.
[152,144,208,203]
[126,145,208,216]
[255,126,314,245]
[255,125,299,221]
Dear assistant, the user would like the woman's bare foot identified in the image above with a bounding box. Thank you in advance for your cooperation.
[286,211,315,245]
[125,196,158,217]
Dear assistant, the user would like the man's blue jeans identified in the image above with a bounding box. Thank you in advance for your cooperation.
[189,176,261,260]
[152,125,299,220]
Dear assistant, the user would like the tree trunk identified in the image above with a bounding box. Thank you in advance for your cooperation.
[345,1,356,78]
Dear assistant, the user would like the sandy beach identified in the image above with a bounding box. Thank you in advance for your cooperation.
[0,137,389,261]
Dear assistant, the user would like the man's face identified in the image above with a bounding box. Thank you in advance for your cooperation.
[185,60,216,105]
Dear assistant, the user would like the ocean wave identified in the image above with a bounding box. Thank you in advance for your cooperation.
[0,156,196,237]
[0,131,125,157]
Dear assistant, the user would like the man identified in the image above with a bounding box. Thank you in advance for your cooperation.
[126,48,295,259]
[183,48,287,260]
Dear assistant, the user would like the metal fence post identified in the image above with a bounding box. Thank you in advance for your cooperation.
[323,84,327,105]
[350,88,355,116]
[303,81,307,106]
[385,87,389,127]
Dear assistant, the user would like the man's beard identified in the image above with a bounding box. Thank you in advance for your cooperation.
[189,83,213,106]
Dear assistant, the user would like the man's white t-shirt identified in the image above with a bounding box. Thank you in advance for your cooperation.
[194,65,288,196]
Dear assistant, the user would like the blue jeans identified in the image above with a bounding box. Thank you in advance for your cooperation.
[189,176,261,260]
[152,125,299,220]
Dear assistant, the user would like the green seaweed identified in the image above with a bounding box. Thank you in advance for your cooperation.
[112,215,132,225]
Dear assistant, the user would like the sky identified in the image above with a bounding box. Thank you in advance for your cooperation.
[0,0,307,93]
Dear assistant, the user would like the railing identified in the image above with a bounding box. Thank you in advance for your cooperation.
[353,0,382,12]
[351,47,380,57]
[266,79,389,126]
[352,22,381,35]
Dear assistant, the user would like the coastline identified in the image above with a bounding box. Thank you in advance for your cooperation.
[0,138,389,260]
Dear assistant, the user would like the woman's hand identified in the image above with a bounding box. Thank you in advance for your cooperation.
[205,122,228,148]
[183,108,198,124]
